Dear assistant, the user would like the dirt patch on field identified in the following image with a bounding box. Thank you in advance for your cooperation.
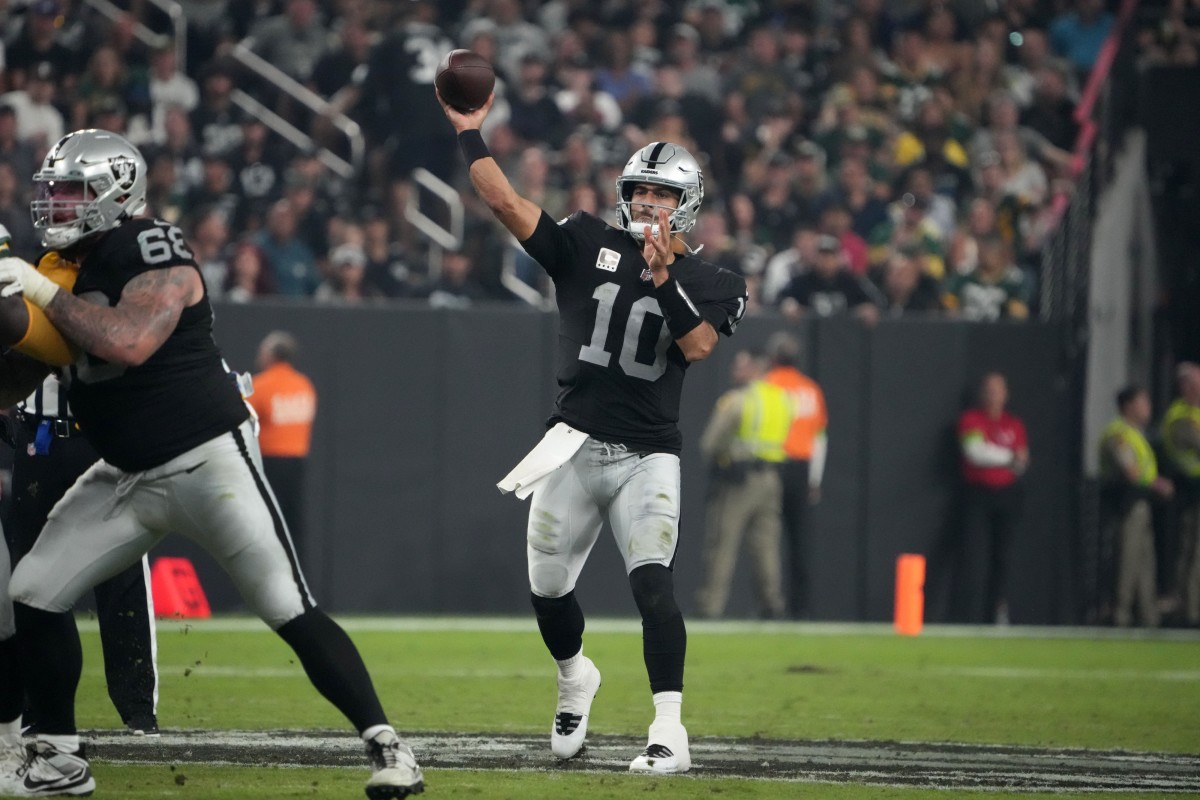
[83,730,1200,792]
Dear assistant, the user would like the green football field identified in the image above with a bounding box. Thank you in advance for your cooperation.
[66,617,1199,799]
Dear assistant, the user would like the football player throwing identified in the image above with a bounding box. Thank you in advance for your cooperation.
[439,90,747,773]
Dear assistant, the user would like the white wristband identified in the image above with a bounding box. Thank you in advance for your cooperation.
[21,266,60,308]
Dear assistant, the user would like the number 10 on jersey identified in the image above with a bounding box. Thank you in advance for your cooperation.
[579,282,673,381]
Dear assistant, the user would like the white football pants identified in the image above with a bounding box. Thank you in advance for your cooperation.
[527,437,681,598]
[10,419,313,629]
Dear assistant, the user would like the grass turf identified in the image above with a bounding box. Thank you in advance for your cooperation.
[65,618,1198,799]
[76,619,1200,753]
[89,764,1187,800]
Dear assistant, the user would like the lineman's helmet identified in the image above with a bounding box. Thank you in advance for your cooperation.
[31,128,147,249]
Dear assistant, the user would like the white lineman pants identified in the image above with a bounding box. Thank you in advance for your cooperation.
[10,419,314,629]
[527,438,681,599]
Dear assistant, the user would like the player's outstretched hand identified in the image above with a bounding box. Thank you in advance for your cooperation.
[436,87,495,134]
[642,207,675,283]
[0,256,33,299]
[0,256,59,307]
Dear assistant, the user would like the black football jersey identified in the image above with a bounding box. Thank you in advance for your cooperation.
[521,211,747,454]
[66,218,249,471]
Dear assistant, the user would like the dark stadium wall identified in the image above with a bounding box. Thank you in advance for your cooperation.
[154,304,1077,624]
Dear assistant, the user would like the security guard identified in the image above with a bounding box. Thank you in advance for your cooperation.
[1161,363,1200,626]
[696,348,793,619]
[1100,385,1173,627]
[763,332,827,618]
[247,331,317,567]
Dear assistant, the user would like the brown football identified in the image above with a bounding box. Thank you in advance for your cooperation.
[435,49,495,112]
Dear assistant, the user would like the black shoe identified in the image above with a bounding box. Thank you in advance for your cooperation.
[126,713,159,737]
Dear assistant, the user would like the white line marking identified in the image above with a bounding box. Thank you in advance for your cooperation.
[922,667,1200,682]
[73,616,1200,642]
[83,663,1198,683]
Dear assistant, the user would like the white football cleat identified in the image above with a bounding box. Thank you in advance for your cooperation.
[11,741,96,796]
[629,720,691,774]
[364,729,424,798]
[550,656,602,760]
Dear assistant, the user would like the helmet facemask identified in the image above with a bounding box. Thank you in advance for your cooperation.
[31,179,100,248]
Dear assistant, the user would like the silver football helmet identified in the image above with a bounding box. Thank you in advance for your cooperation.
[615,141,704,241]
[31,129,148,249]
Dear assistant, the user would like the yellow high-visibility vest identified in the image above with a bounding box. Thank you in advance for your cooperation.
[737,380,792,464]
[1162,399,1200,477]
[1100,417,1157,485]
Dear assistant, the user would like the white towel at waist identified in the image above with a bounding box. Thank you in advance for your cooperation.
[497,422,588,499]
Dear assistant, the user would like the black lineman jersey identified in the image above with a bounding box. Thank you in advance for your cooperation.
[521,210,747,454]
[66,218,249,471]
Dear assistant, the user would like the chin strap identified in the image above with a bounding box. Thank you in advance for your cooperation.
[670,234,702,256]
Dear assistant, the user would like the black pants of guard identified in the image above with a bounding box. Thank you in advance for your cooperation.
[263,456,306,566]
[956,483,1023,624]
[6,418,157,727]
[779,459,811,618]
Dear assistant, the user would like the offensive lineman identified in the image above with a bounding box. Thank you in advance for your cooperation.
[439,91,747,773]
[0,129,423,799]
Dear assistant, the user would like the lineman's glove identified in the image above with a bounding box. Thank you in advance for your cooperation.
[0,256,60,308]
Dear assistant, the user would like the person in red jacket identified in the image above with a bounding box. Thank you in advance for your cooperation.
[957,371,1028,624]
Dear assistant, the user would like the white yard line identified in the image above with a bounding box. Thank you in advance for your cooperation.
[75,616,1200,642]
[78,662,1200,682]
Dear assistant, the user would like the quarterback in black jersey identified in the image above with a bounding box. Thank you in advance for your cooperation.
[441,91,747,774]
[0,130,423,799]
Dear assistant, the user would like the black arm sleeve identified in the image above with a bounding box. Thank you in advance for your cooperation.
[518,211,579,281]
[678,261,748,336]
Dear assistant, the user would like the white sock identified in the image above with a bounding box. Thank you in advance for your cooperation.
[38,734,80,755]
[360,724,394,742]
[556,649,584,681]
[652,691,683,724]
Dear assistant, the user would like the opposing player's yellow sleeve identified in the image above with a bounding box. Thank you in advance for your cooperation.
[13,252,79,367]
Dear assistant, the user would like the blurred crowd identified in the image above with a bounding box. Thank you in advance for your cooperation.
[0,0,1192,315]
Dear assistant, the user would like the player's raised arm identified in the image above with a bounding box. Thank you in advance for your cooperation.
[436,89,543,240]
